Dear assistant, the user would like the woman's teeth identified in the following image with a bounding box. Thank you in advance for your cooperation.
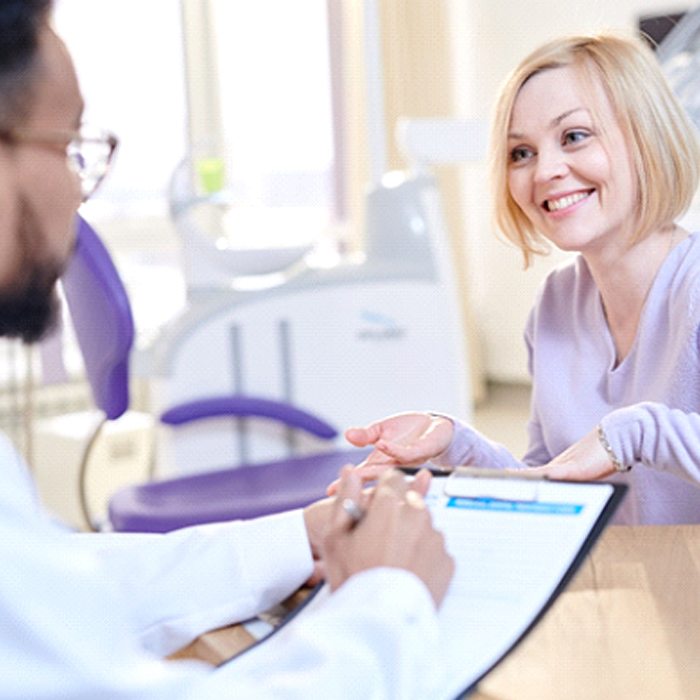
[546,191,590,212]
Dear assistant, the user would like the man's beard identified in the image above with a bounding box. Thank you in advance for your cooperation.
[0,196,66,344]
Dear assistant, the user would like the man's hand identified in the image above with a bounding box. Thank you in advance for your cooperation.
[304,466,434,584]
[321,467,454,609]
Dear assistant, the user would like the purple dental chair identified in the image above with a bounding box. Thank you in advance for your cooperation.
[60,215,369,532]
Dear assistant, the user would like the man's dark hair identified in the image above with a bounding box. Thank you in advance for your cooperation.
[0,0,52,127]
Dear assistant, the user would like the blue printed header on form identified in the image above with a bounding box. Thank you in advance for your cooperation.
[447,497,583,516]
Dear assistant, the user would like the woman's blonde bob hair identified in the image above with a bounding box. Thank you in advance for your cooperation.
[490,33,700,267]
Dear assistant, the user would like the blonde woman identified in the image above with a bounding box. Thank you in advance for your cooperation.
[334,33,700,526]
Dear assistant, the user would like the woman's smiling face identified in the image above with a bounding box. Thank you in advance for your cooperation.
[506,64,637,256]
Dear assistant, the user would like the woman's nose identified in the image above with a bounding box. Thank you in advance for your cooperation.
[534,146,569,182]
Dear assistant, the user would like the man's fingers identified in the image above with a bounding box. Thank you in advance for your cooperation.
[334,464,362,499]
[405,489,427,510]
[331,465,364,529]
[349,461,394,485]
[410,468,432,498]
[326,460,387,496]
[326,445,400,496]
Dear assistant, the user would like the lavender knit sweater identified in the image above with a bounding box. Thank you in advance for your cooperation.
[435,233,700,524]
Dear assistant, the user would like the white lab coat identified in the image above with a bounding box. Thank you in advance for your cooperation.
[0,433,441,699]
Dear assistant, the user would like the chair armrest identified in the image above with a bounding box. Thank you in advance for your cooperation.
[159,395,338,440]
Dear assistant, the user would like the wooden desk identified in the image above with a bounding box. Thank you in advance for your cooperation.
[175,525,700,699]
[473,525,700,700]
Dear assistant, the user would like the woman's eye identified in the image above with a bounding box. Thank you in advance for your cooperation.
[563,130,589,146]
[510,146,533,163]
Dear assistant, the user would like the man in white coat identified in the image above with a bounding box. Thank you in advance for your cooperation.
[0,2,455,697]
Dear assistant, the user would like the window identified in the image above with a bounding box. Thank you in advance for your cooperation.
[54,0,187,221]
[195,0,336,249]
[54,0,337,252]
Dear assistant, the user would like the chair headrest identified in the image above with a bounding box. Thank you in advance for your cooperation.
[60,215,134,420]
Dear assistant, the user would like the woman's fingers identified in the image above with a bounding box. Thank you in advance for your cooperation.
[344,422,383,447]
[374,439,427,465]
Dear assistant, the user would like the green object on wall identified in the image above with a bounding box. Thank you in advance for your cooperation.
[195,157,226,193]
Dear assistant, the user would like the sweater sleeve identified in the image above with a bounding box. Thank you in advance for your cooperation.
[601,401,700,487]
[430,417,523,469]
[521,414,552,466]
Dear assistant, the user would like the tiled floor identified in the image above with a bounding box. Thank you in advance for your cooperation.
[472,381,531,459]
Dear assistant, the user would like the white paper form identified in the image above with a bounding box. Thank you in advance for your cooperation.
[425,474,616,699]
[259,473,619,699]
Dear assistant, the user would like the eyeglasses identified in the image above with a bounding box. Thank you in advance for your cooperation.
[0,125,118,201]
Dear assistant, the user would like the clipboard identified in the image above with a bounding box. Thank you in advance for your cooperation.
[221,469,625,700]
[422,468,626,698]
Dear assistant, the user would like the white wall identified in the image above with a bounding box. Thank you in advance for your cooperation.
[447,0,689,382]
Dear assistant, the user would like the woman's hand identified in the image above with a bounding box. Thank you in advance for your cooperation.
[524,427,618,481]
[327,412,454,495]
